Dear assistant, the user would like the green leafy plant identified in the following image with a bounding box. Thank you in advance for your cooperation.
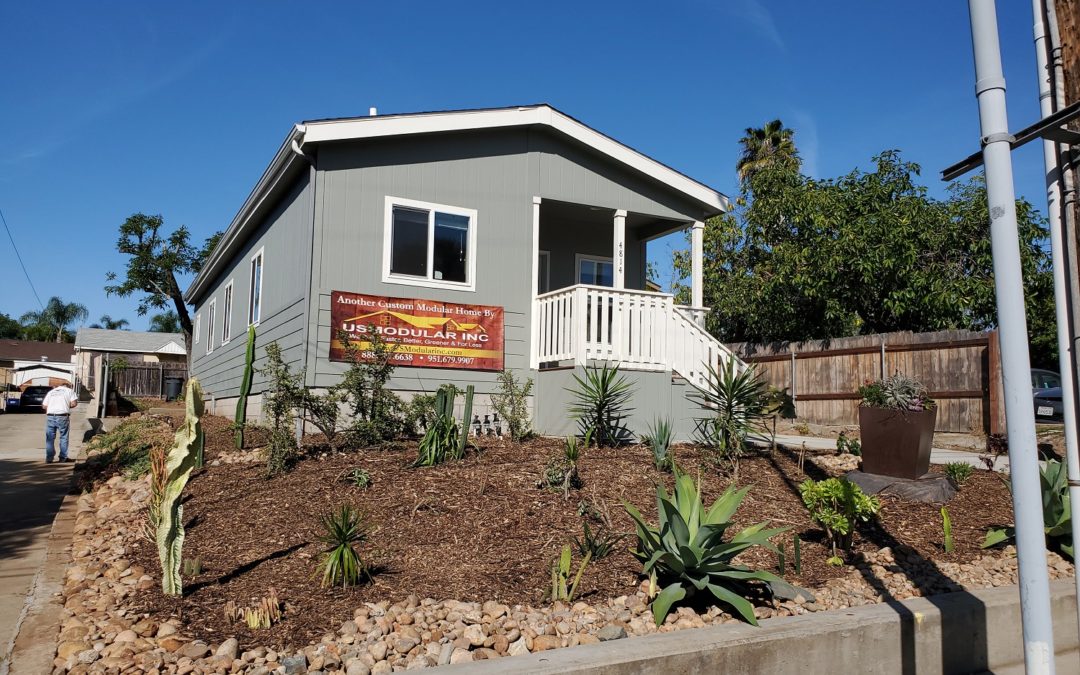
[317,505,369,588]
[944,461,973,486]
[574,521,625,560]
[341,467,372,489]
[624,470,789,625]
[641,417,674,472]
[835,431,862,456]
[983,459,1073,559]
[337,327,407,444]
[404,393,438,437]
[262,342,301,477]
[156,379,205,596]
[799,478,881,556]
[300,386,348,450]
[858,373,935,412]
[942,507,955,553]
[234,325,256,448]
[567,363,634,446]
[793,422,811,436]
[691,359,768,479]
[540,433,589,497]
[490,370,534,442]
[550,545,591,602]
[414,384,474,467]
[763,386,796,449]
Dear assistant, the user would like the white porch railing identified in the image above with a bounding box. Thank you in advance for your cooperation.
[533,284,742,389]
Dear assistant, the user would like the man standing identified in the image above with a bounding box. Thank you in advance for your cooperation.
[42,382,78,463]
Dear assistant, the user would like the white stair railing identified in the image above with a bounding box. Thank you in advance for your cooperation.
[533,285,743,387]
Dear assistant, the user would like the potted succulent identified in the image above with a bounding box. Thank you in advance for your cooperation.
[857,374,937,479]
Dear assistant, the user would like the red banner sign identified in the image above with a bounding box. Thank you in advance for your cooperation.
[329,291,504,371]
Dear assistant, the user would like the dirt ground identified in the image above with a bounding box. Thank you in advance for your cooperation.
[122,415,1016,648]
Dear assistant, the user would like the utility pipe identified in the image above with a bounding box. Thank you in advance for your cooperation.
[968,1,1056,672]
[1034,0,1080,639]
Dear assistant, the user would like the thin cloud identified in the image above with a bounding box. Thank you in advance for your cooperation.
[729,0,786,51]
[790,110,819,178]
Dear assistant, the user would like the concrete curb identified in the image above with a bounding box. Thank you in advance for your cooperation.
[441,579,1079,675]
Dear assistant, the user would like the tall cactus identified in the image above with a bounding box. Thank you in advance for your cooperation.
[458,385,475,456]
[235,325,256,449]
[157,378,205,596]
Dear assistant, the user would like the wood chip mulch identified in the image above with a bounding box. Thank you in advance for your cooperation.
[127,417,1015,648]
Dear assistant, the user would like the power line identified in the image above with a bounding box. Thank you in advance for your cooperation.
[0,207,44,311]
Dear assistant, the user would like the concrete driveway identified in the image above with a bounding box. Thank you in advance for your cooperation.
[0,410,81,672]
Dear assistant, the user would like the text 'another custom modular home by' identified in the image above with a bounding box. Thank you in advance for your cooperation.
[185,105,742,439]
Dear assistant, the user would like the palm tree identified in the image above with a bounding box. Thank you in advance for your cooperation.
[148,310,181,333]
[89,314,130,330]
[736,119,800,185]
[20,296,89,342]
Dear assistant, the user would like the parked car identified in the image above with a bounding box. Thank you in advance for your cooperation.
[1034,387,1064,422]
[19,385,53,412]
[1032,368,1061,392]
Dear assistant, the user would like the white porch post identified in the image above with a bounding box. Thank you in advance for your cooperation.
[691,220,704,325]
[613,209,627,289]
[530,196,542,369]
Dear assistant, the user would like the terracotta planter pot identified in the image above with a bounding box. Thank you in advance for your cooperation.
[858,407,937,480]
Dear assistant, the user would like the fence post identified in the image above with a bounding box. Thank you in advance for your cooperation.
[159,362,164,399]
[989,329,1005,435]
[790,351,797,402]
[880,341,887,379]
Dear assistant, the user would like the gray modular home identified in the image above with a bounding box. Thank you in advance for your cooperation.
[185,105,742,438]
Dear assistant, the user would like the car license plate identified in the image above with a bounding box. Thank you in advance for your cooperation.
[1037,405,1054,416]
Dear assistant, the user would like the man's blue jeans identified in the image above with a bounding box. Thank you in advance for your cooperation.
[45,414,70,462]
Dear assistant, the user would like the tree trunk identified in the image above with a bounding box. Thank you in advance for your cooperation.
[167,273,194,373]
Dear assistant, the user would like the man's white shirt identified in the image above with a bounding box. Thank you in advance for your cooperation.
[43,386,77,415]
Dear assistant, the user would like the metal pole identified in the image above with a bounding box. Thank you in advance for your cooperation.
[968,1,1056,671]
[1034,0,1080,639]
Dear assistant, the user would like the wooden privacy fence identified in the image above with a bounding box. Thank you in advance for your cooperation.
[727,329,1004,434]
[113,364,188,399]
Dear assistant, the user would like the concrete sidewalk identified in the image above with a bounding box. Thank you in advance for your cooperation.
[0,408,90,675]
[752,433,1005,470]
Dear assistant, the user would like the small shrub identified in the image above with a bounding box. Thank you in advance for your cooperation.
[225,589,282,629]
[337,327,407,443]
[341,467,372,489]
[624,470,788,626]
[404,393,438,437]
[262,342,302,477]
[301,387,348,450]
[793,422,811,436]
[317,505,369,588]
[574,521,625,560]
[541,434,587,497]
[858,373,935,411]
[490,370,534,442]
[641,418,674,471]
[944,462,973,486]
[799,478,881,555]
[836,431,861,456]
[567,363,634,446]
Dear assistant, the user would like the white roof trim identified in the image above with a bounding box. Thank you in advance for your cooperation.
[158,341,187,355]
[302,106,729,213]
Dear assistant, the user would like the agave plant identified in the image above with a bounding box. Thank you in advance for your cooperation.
[567,363,634,446]
[641,417,674,471]
[624,471,788,625]
[983,459,1073,559]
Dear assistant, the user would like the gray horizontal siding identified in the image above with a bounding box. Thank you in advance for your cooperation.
[191,173,312,399]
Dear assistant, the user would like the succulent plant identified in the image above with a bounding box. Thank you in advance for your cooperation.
[156,378,205,596]
[858,373,935,412]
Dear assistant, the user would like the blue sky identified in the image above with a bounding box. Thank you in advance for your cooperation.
[0,0,1052,330]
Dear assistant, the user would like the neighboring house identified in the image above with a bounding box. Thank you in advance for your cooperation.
[0,340,76,387]
[74,329,187,396]
[185,104,740,438]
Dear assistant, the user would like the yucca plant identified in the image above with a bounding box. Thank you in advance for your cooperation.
[567,363,634,446]
[317,505,369,588]
[624,470,788,625]
[691,359,768,478]
[574,521,625,560]
[641,417,674,471]
[413,384,473,467]
[983,459,1073,559]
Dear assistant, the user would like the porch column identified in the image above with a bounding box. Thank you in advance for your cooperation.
[530,196,542,369]
[691,220,704,325]
[613,209,627,289]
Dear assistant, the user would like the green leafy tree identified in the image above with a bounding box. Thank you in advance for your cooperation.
[675,149,1056,366]
[148,310,182,333]
[20,296,89,342]
[0,312,22,338]
[105,213,221,363]
[89,314,130,330]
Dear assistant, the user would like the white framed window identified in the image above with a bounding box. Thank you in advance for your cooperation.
[248,248,264,326]
[382,196,477,291]
[194,313,201,344]
[576,254,614,287]
[206,298,217,354]
[538,250,551,294]
[221,280,234,345]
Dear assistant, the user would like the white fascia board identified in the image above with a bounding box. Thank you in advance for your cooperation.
[303,106,731,214]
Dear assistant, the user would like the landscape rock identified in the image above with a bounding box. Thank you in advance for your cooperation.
[597,625,627,641]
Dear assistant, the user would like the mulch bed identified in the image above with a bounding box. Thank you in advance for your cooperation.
[127,416,1014,649]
